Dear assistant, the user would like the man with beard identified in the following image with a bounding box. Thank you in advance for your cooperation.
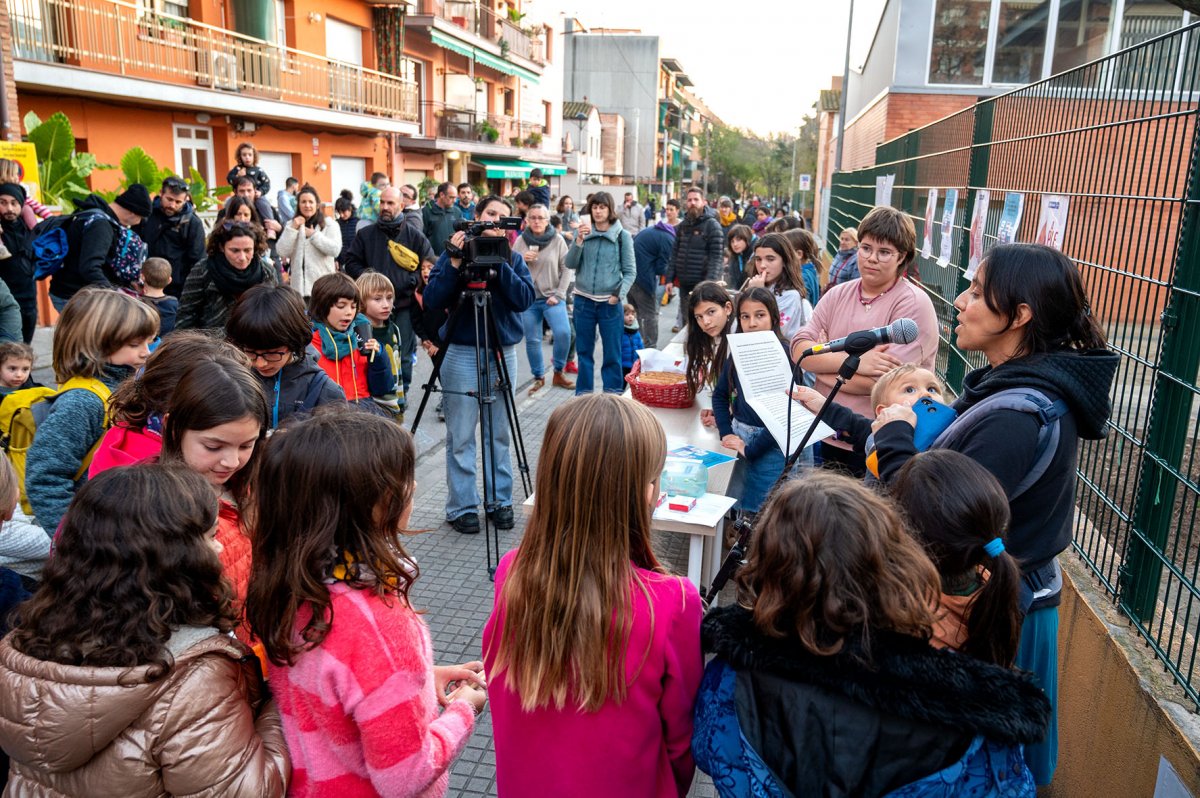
[342,186,436,402]
[133,176,205,300]
[670,185,724,315]
[0,183,35,342]
[399,184,424,235]
[422,181,463,256]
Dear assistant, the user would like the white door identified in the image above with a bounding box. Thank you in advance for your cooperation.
[331,156,367,203]
[256,152,294,207]
[173,124,216,187]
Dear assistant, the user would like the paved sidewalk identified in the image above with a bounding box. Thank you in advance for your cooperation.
[29,294,718,796]
[403,297,720,797]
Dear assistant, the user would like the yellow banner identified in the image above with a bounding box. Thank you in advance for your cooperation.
[0,142,41,204]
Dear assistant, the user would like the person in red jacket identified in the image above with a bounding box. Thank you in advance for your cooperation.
[308,272,393,416]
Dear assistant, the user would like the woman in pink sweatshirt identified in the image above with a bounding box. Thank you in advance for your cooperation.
[484,394,704,797]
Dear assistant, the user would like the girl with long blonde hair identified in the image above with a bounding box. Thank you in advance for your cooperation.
[483,394,703,797]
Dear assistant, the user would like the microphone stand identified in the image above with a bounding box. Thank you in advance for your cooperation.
[703,352,862,606]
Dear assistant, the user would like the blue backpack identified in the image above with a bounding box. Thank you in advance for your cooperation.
[31,210,146,285]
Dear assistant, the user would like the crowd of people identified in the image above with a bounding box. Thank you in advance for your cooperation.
[0,142,1120,796]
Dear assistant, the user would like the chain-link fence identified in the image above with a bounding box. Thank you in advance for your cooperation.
[826,23,1200,707]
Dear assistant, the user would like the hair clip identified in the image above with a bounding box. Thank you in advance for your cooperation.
[983,537,1005,557]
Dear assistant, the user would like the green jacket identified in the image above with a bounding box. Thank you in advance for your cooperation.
[422,202,463,256]
[565,221,635,303]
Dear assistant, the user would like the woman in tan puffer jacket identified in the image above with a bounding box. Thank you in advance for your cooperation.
[0,465,289,797]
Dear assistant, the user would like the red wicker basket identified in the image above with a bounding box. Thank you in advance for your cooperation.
[625,360,694,409]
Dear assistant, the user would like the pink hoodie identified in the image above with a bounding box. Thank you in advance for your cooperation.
[483,550,704,797]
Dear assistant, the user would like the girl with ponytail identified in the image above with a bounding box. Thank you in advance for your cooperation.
[890,450,1022,666]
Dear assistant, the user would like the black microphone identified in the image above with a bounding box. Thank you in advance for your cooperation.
[800,318,919,357]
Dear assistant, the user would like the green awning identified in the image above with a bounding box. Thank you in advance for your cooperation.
[429,29,540,85]
[472,48,540,84]
[475,157,532,179]
[474,158,567,179]
[527,161,566,176]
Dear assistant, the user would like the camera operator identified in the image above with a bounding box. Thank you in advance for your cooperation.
[423,195,536,535]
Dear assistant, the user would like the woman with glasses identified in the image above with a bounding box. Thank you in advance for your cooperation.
[177,221,278,332]
[790,206,939,477]
[226,284,346,430]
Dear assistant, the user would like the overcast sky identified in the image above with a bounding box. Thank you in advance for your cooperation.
[525,0,885,137]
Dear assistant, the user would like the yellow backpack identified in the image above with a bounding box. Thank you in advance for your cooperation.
[0,377,111,514]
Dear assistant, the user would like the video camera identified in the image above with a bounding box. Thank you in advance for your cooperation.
[449,216,523,286]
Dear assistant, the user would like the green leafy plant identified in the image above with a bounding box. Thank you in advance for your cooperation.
[478,119,500,143]
[99,146,230,212]
[506,7,525,23]
[498,37,510,57]
[524,130,543,148]
[24,111,112,211]
[417,177,439,203]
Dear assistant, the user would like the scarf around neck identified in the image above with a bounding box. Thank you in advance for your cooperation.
[521,227,557,248]
[315,314,370,360]
[206,251,264,298]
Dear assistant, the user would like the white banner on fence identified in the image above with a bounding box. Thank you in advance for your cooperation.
[997,192,1025,244]
[1036,194,1070,251]
[874,174,895,207]
[966,190,990,281]
[937,188,958,267]
[921,189,937,259]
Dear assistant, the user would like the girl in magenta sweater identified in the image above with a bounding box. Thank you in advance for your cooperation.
[246,412,486,797]
[484,394,704,797]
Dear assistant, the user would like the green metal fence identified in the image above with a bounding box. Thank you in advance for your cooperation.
[826,22,1200,707]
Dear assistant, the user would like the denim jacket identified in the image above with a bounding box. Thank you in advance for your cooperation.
[565,221,635,303]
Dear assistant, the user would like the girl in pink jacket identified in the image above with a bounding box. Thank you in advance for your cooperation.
[484,393,704,797]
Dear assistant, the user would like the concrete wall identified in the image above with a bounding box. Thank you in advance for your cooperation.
[1052,558,1200,798]
[563,33,658,182]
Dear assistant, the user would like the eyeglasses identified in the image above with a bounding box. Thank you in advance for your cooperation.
[242,347,290,364]
[858,243,898,261]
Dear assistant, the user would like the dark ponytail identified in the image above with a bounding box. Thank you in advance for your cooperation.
[891,450,1022,667]
[978,244,1107,356]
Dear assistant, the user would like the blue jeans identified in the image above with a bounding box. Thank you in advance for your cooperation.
[573,295,623,394]
[50,293,69,314]
[394,306,415,401]
[441,343,518,521]
[522,297,571,378]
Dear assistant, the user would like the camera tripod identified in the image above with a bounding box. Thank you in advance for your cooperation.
[411,275,533,579]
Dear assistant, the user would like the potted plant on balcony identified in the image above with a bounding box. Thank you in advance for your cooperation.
[478,119,500,143]
[499,37,510,57]
[524,131,543,148]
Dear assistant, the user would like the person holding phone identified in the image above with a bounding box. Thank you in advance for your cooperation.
[565,192,635,395]
[514,204,573,394]
[275,184,340,300]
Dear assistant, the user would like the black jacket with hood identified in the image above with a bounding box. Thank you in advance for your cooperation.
[341,218,436,309]
[0,216,34,320]
[134,198,206,298]
[875,348,1120,580]
[671,205,724,290]
[697,605,1051,797]
[48,194,120,300]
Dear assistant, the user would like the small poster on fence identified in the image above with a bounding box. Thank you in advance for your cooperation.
[921,189,937,259]
[937,188,958,267]
[966,190,990,281]
[1036,195,1070,251]
[875,174,896,207]
[997,192,1025,244]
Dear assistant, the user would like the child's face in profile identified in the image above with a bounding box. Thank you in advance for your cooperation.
[327,298,358,332]
[0,357,30,388]
[877,368,944,414]
[108,338,153,369]
[364,292,394,324]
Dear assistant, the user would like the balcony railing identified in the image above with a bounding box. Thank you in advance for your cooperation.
[422,0,545,65]
[423,102,545,149]
[8,0,420,122]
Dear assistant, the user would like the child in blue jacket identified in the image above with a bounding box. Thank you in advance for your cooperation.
[621,303,643,378]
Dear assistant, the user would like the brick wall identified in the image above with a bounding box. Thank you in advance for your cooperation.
[0,0,21,141]
[842,91,978,171]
